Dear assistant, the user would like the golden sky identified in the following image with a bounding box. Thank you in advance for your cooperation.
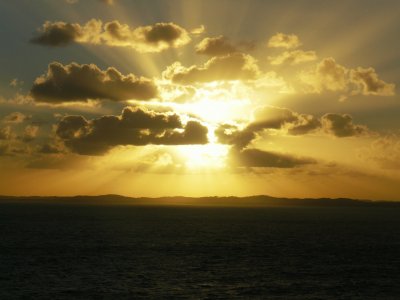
[0,0,399,200]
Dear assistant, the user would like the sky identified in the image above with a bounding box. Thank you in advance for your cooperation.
[0,0,399,200]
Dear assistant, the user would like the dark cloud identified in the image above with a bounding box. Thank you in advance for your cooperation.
[56,115,88,140]
[30,20,101,47]
[31,21,81,46]
[31,20,191,52]
[321,113,366,137]
[215,124,256,149]
[163,53,260,84]
[143,23,185,44]
[39,143,63,154]
[287,114,321,135]
[249,106,322,136]
[120,106,182,129]
[102,21,191,52]
[195,36,238,56]
[56,106,208,155]
[65,0,116,5]
[230,148,315,168]
[30,62,158,103]
[216,106,366,149]
[216,106,311,149]
[249,106,298,131]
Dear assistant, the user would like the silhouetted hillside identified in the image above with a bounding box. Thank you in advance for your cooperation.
[0,194,399,207]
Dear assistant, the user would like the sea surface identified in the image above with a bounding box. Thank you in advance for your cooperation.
[1,203,399,299]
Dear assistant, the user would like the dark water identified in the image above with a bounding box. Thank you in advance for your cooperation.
[1,204,399,299]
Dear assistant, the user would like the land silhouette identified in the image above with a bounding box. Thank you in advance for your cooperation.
[0,194,399,207]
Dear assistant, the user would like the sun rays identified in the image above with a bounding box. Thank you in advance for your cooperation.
[0,0,399,199]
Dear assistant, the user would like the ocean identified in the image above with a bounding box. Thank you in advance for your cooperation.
[1,203,399,299]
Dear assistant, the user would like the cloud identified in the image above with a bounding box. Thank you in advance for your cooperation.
[249,106,299,130]
[350,67,395,96]
[157,82,196,103]
[56,106,208,155]
[2,112,29,124]
[56,115,88,140]
[215,124,256,149]
[39,143,63,154]
[31,19,191,52]
[30,19,102,46]
[30,62,158,103]
[253,72,293,93]
[300,57,395,96]
[268,50,317,65]
[215,106,318,149]
[287,114,321,135]
[320,113,366,137]
[229,148,315,168]
[215,106,366,149]
[195,36,238,56]
[65,0,115,4]
[244,106,320,137]
[252,108,322,136]
[10,79,23,87]
[268,33,301,49]
[99,0,115,4]
[21,125,39,142]
[0,126,12,140]
[102,21,191,52]
[215,106,362,170]
[358,135,400,169]
[190,25,205,35]
[0,123,39,154]
[163,53,260,84]
[299,57,348,93]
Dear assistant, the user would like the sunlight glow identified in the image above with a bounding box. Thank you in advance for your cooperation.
[184,97,250,124]
[176,144,229,170]
[2,0,399,200]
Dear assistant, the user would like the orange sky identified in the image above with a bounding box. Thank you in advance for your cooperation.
[0,0,399,200]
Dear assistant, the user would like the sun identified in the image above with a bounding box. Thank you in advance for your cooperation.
[175,144,229,170]
[167,83,253,170]
[157,80,254,125]
[183,97,251,124]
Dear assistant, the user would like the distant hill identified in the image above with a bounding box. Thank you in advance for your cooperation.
[0,194,399,207]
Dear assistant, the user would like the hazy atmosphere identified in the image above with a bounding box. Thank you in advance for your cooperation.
[1,0,399,200]
[1,2,400,298]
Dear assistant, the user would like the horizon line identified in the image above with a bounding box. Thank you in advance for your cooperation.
[1,194,399,207]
